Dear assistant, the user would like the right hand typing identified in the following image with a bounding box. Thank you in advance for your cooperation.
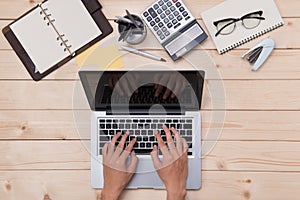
[151,125,189,200]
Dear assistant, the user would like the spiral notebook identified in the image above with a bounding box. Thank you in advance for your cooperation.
[201,0,284,54]
[2,0,113,81]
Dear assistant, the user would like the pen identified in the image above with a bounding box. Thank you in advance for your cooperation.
[121,45,166,62]
[118,25,129,41]
[126,10,141,30]
[115,16,143,27]
[115,16,134,25]
[123,29,133,42]
[114,20,132,27]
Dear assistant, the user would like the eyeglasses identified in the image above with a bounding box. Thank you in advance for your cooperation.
[213,11,266,37]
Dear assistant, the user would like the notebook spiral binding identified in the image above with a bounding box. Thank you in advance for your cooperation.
[220,22,284,54]
[38,3,75,56]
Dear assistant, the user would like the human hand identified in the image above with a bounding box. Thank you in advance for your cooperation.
[151,125,188,200]
[101,132,138,200]
[108,73,140,96]
[153,73,187,100]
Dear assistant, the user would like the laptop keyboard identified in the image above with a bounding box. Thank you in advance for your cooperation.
[141,0,194,43]
[98,117,193,155]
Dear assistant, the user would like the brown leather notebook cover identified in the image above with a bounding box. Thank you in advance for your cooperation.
[2,0,113,81]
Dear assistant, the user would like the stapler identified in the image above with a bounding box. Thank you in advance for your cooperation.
[242,38,275,71]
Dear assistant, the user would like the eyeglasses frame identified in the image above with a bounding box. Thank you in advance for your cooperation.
[213,10,266,37]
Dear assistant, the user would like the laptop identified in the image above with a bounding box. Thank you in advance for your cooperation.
[141,0,208,61]
[78,69,205,189]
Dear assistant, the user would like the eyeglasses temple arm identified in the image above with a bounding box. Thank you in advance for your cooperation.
[215,21,236,37]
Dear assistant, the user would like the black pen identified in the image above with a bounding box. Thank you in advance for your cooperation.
[126,10,141,30]
[114,20,132,27]
[118,25,129,41]
[115,15,143,27]
[115,16,134,25]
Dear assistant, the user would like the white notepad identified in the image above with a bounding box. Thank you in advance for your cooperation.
[201,0,284,54]
[10,0,102,73]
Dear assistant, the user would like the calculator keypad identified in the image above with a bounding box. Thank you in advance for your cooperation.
[142,0,194,43]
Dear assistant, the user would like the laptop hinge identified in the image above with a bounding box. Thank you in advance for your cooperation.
[106,108,184,115]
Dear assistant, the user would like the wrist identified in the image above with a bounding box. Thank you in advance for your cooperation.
[101,189,121,200]
[166,189,187,200]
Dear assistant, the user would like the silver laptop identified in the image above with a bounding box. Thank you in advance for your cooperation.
[79,70,205,189]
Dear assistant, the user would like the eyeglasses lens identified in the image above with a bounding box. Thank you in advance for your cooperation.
[217,20,236,35]
[242,13,262,29]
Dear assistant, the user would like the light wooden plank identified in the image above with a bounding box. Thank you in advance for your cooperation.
[100,0,300,19]
[1,110,300,141]
[0,80,299,110]
[0,21,10,50]
[204,141,300,172]
[0,110,87,140]
[1,49,300,80]
[0,81,76,110]
[1,170,300,200]
[212,80,300,110]
[0,170,97,200]
[0,49,79,80]
[1,141,300,171]
[0,0,298,199]
[0,141,90,170]
[209,49,300,79]
[1,18,299,50]
[0,0,299,19]
[203,111,300,141]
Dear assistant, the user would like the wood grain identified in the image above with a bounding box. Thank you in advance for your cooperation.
[203,111,300,141]
[1,110,300,141]
[1,18,299,50]
[1,49,300,80]
[0,110,82,140]
[0,0,299,198]
[1,170,300,200]
[0,80,299,110]
[0,140,300,172]
[100,0,300,19]
[0,0,299,19]
[0,141,90,170]
[0,20,10,49]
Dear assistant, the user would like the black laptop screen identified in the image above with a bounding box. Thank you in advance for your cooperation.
[79,70,205,112]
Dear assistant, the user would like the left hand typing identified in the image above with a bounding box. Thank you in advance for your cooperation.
[101,132,138,200]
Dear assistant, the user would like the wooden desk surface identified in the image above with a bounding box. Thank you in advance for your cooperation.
[1,0,300,199]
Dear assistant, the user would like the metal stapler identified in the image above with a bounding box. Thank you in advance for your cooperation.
[242,38,275,71]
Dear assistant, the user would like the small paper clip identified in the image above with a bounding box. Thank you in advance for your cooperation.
[242,38,275,71]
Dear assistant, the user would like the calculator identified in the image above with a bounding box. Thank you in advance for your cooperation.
[141,0,208,61]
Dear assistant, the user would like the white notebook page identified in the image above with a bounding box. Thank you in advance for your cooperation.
[201,0,284,54]
[10,8,69,73]
[10,0,102,73]
[43,0,102,52]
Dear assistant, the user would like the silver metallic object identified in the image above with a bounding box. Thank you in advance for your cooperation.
[242,38,275,71]
[116,14,147,45]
